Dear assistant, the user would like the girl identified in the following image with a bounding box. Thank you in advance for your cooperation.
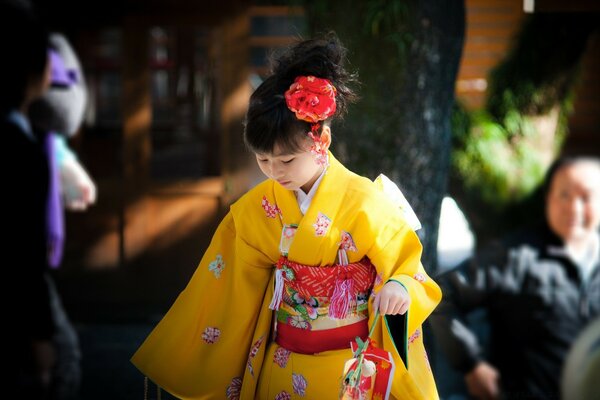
[132,34,441,400]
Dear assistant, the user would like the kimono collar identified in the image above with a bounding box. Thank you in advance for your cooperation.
[273,151,351,266]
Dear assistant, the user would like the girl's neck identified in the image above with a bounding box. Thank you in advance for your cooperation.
[300,165,326,194]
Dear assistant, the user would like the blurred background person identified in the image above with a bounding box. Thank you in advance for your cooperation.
[1,0,54,397]
[429,156,600,400]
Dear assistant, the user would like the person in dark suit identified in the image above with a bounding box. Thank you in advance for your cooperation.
[430,155,600,400]
[1,0,54,397]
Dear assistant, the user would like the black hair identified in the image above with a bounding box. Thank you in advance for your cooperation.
[543,155,600,198]
[244,32,358,155]
[0,0,49,113]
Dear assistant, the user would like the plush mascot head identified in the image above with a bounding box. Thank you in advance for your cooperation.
[29,33,87,136]
[29,33,95,269]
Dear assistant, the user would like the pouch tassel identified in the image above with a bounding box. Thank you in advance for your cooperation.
[329,276,355,319]
[269,268,285,311]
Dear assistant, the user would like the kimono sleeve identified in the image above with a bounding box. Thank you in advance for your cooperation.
[367,220,442,400]
[131,211,274,400]
[369,222,441,335]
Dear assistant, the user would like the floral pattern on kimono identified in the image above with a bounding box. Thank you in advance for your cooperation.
[226,377,241,400]
[292,373,307,396]
[275,391,291,400]
[312,212,331,236]
[208,254,225,278]
[202,327,220,344]
[262,196,282,219]
[247,335,265,377]
[273,347,291,368]
[408,329,421,346]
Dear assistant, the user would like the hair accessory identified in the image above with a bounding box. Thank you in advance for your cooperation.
[285,76,337,165]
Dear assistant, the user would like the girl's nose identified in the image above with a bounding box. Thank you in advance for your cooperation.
[270,163,284,177]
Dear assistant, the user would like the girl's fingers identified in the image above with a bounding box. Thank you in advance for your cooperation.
[391,301,403,315]
[398,300,409,315]
[372,293,380,314]
[379,296,390,315]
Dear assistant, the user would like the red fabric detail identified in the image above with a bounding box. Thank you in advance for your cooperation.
[275,256,376,301]
[276,319,368,354]
[349,340,396,398]
[329,276,355,319]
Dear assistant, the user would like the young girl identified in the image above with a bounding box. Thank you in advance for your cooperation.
[132,34,441,400]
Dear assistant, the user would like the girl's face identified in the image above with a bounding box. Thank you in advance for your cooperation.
[255,128,331,193]
[546,161,600,245]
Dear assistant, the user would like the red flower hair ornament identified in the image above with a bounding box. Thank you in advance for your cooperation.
[284,76,337,166]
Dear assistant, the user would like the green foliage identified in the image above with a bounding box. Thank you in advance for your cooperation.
[486,14,589,120]
[364,0,412,61]
[452,105,548,209]
[450,13,592,236]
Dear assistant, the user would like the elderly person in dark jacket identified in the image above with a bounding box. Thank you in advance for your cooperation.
[430,156,600,400]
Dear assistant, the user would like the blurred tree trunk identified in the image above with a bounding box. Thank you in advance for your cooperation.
[305,0,465,274]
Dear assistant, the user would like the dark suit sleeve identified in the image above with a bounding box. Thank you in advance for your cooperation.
[428,241,508,373]
[5,123,55,341]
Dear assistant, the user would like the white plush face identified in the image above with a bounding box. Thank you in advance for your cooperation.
[28,33,87,137]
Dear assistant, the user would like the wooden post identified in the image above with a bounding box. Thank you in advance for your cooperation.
[122,17,152,265]
[215,9,252,206]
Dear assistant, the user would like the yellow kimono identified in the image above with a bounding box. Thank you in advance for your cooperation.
[131,152,442,399]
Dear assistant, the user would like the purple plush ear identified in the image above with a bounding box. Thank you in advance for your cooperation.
[49,49,79,87]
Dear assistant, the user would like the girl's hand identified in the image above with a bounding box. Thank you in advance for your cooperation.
[372,281,410,315]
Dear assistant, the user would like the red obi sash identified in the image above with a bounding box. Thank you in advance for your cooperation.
[276,319,369,354]
[276,256,376,299]
[271,256,377,354]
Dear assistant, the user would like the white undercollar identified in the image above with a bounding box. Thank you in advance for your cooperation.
[294,165,328,215]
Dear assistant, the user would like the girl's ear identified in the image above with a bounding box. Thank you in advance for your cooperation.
[320,126,332,150]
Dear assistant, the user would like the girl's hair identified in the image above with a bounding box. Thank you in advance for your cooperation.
[244,32,358,155]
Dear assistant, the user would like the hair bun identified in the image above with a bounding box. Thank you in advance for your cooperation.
[270,32,358,118]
